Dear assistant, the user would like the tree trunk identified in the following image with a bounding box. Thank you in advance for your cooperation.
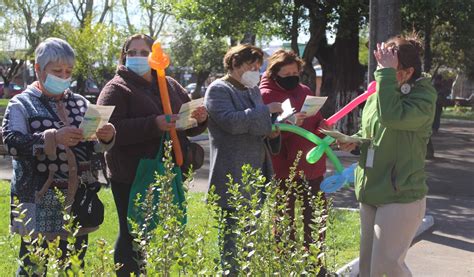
[328,2,365,134]
[368,0,377,82]
[76,75,86,97]
[423,19,432,73]
[240,33,256,45]
[368,0,401,81]
[290,1,301,55]
[316,38,335,118]
[192,71,210,99]
[300,1,329,92]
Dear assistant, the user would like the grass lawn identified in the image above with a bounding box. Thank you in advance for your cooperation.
[442,106,474,120]
[0,181,360,274]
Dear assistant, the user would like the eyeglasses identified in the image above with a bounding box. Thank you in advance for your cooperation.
[126,49,150,57]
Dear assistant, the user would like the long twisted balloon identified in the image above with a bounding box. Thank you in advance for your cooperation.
[323,81,377,126]
[148,42,183,166]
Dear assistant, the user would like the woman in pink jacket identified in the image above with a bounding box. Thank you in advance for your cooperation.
[260,50,328,268]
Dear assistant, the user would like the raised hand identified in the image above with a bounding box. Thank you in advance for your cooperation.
[374,42,398,69]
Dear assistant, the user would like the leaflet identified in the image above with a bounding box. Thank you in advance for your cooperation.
[276,99,296,124]
[319,129,371,145]
[300,96,327,117]
[175,98,205,130]
[79,104,115,141]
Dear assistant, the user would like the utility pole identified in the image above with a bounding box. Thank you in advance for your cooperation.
[368,0,401,81]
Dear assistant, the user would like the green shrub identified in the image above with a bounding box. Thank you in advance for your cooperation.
[4,142,359,275]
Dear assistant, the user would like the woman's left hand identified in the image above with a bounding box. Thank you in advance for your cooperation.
[96,123,116,143]
[191,106,208,124]
[268,126,280,139]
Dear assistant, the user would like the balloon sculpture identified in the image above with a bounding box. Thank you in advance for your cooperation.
[148,42,183,166]
[273,81,377,192]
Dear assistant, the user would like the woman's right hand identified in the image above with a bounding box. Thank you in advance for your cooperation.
[155,114,179,131]
[337,141,357,152]
[55,126,84,147]
[294,112,307,126]
[267,102,283,114]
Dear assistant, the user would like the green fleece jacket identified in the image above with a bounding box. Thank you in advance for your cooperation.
[354,68,437,205]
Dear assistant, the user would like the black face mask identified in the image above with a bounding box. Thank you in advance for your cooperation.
[275,75,300,90]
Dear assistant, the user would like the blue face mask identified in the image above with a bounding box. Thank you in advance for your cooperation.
[43,73,72,95]
[126,57,150,76]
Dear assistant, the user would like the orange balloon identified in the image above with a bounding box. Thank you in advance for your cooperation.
[148,42,183,166]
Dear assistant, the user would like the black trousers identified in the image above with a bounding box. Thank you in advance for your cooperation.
[111,180,142,276]
[278,177,326,249]
[17,235,88,276]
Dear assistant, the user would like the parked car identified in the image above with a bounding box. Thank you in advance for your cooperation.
[70,79,100,103]
[185,83,207,98]
[0,82,24,98]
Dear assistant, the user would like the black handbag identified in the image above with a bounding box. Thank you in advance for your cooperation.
[183,142,205,171]
[71,182,104,228]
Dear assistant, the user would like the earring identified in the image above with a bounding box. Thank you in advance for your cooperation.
[400,83,411,94]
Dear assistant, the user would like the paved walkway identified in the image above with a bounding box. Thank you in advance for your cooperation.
[0,119,472,276]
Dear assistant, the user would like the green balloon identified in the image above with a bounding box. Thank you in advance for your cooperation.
[272,123,344,173]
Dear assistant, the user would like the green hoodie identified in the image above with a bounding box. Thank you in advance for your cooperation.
[354,68,437,205]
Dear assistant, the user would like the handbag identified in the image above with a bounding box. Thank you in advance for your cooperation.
[71,182,104,228]
[127,132,186,232]
[183,141,205,172]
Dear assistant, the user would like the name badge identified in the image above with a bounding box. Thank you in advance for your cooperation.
[366,147,375,168]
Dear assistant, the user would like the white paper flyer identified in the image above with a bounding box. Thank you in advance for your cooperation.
[300,96,327,117]
[277,98,296,123]
[79,104,115,141]
[175,98,205,130]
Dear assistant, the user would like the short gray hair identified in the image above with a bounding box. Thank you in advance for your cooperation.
[35,37,75,71]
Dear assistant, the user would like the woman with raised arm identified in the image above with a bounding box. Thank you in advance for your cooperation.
[338,34,437,277]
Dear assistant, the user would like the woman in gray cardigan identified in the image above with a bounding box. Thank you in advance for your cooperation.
[204,44,283,273]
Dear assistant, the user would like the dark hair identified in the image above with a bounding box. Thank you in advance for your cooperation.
[265,49,304,79]
[119,34,154,65]
[385,33,424,81]
[223,44,264,72]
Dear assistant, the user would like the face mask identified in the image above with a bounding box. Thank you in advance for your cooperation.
[275,75,300,90]
[126,56,150,76]
[43,73,72,95]
[240,70,260,88]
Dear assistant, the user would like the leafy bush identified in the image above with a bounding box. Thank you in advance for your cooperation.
[10,142,357,275]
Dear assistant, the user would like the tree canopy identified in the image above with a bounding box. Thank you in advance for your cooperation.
[1,0,474,108]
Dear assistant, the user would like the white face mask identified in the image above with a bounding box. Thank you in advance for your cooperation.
[240,70,260,88]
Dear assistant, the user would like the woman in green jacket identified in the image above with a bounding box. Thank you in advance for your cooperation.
[338,35,437,277]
